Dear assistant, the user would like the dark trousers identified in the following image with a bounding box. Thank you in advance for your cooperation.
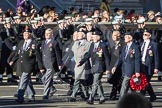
[0,63,13,75]
[140,64,156,98]
[69,78,75,90]
[109,69,122,99]
[140,75,156,98]
[110,82,122,98]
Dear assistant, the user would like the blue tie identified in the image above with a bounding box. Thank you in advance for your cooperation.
[125,45,129,59]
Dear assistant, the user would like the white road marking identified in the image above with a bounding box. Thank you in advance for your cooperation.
[0,102,83,108]
[0,93,68,99]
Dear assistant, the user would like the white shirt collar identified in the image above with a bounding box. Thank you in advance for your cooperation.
[144,39,150,43]
[141,39,150,62]
[94,41,100,48]
[79,39,84,45]
[127,41,132,48]
[25,39,32,43]
[23,39,32,50]
[46,38,52,44]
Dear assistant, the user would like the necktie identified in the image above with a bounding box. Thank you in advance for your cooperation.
[45,40,49,44]
[93,44,97,52]
[115,43,118,49]
[141,42,146,56]
[125,45,129,59]
[78,41,81,46]
[23,42,27,50]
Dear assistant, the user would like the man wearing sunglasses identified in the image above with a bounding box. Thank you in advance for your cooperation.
[140,28,159,102]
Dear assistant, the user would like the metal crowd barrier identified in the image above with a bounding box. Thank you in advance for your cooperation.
[0,22,162,36]
[0,22,162,29]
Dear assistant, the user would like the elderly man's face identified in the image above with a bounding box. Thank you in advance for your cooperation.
[143,32,151,40]
[45,30,52,39]
[92,35,100,43]
[124,35,133,43]
[23,32,31,40]
[86,32,92,42]
[112,31,120,41]
[77,32,84,40]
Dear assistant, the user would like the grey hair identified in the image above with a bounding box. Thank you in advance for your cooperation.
[45,28,53,35]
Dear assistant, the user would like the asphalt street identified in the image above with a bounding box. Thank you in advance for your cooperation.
[0,75,162,108]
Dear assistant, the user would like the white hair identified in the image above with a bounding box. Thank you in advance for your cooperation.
[45,28,53,35]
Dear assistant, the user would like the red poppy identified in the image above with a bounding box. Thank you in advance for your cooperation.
[97,47,101,52]
[83,48,86,51]
[129,49,135,54]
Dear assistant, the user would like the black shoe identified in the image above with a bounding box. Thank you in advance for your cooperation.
[13,75,19,80]
[36,78,39,82]
[99,99,105,104]
[36,78,42,83]
[110,96,117,100]
[86,100,94,104]
[82,97,89,101]
[150,96,156,102]
[0,78,3,83]
[67,90,73,96]
[80,94,89,101]
[7,78,17,83]
[158,76,162,81]
[14,94,18,97]
[69,98,76,102]
[42,96,48,100]
[27,98,35,102]
[15,99,24,103]
[49,89,57,96]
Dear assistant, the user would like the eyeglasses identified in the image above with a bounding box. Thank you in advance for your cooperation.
[143,34,150,36]
[112,35,119,37]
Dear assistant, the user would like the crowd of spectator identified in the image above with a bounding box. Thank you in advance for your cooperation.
[0,0,161,24]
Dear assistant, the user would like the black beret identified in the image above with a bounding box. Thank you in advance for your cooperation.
[124,32,134,38]
[23,28,32,33]
[92,28,103,36]
[143,28,152,34]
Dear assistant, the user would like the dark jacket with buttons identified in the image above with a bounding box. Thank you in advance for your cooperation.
[41,39,62,71]
[115,42,141,77]
[11,40,43,74]
[79,42,110,73]
[140,41,159,76]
